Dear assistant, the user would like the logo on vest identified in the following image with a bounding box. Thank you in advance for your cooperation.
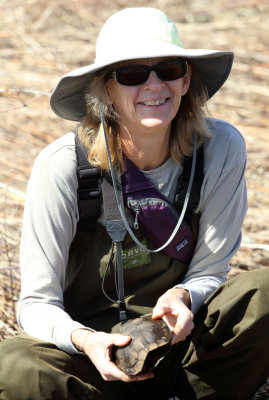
[122,240,151,269]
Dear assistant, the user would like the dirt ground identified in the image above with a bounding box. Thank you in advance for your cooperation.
[1,0,269,397]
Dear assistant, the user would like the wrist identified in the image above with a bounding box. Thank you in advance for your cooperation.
[71,328,95,352]
[173,286,191,308]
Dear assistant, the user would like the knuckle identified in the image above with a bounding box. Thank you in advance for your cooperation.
[101,367,115,381]
[122,376,133,383]
[102,374,111,381]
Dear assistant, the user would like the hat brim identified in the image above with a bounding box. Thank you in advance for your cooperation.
[50,50,233,121]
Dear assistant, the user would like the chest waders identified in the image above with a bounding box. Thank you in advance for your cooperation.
[100,102,198,325]
[63,105,203,332]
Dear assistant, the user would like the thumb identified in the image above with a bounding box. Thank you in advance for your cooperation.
[110,333,132,347]
[152,304,167,319]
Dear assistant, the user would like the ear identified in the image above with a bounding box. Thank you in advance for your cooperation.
[181,65,191,96]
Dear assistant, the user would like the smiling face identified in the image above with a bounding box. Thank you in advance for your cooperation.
[105,57,191,139]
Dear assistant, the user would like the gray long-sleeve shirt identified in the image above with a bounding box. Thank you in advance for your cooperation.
[17,118,248,353]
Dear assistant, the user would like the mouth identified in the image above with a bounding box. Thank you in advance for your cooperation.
[140,98,168,106]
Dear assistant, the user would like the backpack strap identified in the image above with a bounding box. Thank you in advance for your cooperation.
[102,174,128,323]
[75,134,102,232]
[174,145,204,219]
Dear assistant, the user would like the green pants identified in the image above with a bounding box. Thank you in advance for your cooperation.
[0,269,268,400]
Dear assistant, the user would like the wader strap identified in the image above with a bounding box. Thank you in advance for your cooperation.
[116,241,127,323]
[75,134,102,232]
[102,175,128,324]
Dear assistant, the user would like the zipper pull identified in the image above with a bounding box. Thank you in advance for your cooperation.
[134,208,139,230]
[128,200,140,230]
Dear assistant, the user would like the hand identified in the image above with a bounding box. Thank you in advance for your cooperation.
[71,329,154,382]
[152,287,194,345]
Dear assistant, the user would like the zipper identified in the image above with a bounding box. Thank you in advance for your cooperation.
[128,200,140,229]
[127,198,179,230]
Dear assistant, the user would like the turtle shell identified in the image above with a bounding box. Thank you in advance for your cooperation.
[112,314,172,375]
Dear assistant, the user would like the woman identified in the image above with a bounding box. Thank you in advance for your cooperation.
[0,7,268,400]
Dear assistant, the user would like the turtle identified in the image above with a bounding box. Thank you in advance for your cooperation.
[112,314,172,375]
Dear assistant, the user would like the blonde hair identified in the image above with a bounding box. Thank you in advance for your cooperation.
[76,63,211,171]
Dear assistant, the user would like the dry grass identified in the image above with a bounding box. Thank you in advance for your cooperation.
[1,0,269,396]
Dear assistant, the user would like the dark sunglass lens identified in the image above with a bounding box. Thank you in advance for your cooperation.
[117,65,148,86]
[157,60,187,81]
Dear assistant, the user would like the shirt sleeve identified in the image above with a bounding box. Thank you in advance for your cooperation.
[17,133,92,354]
[176,120,248,314]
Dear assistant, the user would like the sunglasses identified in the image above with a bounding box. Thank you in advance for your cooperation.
[111,59,187,86]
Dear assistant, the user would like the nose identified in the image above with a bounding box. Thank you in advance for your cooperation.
[144,71,165,89]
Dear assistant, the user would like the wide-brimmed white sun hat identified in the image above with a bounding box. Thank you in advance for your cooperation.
[50,7,234,121]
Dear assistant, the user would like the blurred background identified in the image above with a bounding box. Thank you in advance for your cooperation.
[1,0,269,343]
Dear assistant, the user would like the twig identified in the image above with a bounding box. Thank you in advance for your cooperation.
[0,88,50,113]
[241,243,269,251]
[0,192,22,315]
[0,183,26,199]
[0,88,50,97]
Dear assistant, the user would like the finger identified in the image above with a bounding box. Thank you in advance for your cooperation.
[173,316,194,334]
[152,305,162,319]
[101,361,154,382]
[171,330,192,345]
[171,320,194,344]
[131,371,155,381]
[152,304,173,319]
[163,314,177,330]
[120,370,154,382]
[109,333,132,347]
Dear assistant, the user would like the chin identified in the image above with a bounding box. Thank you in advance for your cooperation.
[141,118,168,129]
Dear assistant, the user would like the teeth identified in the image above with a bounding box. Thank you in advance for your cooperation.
[143,99,166,106]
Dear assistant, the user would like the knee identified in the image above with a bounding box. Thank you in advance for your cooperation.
[237,268,269,327]
[241,268,269,296]
[222,269,269,330]
[0,334,69,400]
[252,268,269,318]
[0,335,42,399]
[0,336,28,399]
